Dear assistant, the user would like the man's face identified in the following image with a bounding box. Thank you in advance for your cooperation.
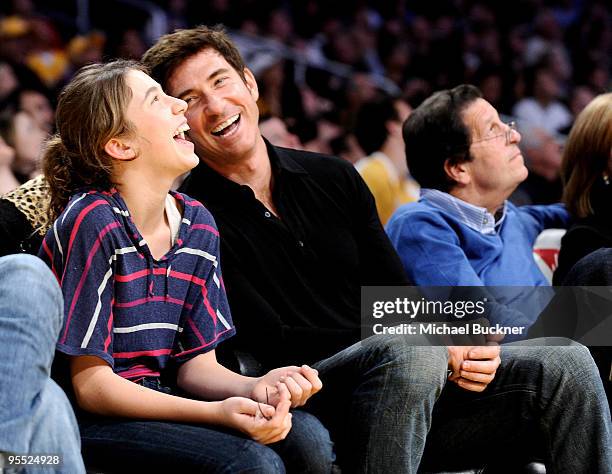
[461,98,528,197]
[166,48,261,168]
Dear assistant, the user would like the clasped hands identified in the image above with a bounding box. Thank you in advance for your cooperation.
[447,344,501,392]
[219,365,322,444]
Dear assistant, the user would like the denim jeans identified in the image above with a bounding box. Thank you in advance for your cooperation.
[0,254,85,474]
[307,334,612,474]
[78,377,334,473]
[423,339,612,474]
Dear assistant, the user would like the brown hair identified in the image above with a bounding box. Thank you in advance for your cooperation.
[561,93,612,218]
[42,59,146,222]
[142,25,247,89]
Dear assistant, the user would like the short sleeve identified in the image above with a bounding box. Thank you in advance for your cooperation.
[39,196,118,367]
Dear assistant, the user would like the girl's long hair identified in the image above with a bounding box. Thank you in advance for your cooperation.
[43,60,147,222]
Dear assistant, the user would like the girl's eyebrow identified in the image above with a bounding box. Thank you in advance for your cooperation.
[143,86,160,104]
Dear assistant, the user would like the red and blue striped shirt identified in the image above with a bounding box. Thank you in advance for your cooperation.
[39,188,235,381]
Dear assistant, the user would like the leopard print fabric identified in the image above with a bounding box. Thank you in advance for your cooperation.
[2,175,51,236]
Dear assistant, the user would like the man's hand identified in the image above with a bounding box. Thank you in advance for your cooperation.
[219,382,293,444]
[447,345,501,392]
[251,365,322,408]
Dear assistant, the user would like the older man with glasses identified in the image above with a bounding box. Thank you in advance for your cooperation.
[385,84,612,473]
[387,85,569,330]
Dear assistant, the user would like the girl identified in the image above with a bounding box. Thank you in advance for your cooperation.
[39,60,332,473]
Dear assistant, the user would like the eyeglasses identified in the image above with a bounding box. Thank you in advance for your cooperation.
[471,121,517,146]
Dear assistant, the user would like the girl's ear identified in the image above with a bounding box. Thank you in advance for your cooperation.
[104,138,137,161]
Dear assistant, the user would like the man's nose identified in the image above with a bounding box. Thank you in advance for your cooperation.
[204,94,224,116]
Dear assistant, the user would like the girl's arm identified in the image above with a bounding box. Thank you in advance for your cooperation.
[71,355,293,444]
[177,350,322,408]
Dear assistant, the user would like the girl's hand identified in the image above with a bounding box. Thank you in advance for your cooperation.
[252,364,322,408]
[219,382,292,444]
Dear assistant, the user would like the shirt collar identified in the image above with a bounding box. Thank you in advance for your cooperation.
[266,139,309,176]
[420,188,507,235]
[180,138,307,209]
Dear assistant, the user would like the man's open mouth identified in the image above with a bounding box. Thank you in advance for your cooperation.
[211,114,240,137]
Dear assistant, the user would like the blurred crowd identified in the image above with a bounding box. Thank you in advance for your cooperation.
[0,0,610,209]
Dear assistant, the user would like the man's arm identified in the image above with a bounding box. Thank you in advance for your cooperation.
[219,256,360,368]
[70,355,293,445]
[349,164,410,286]
[520,203,571,237]
[386,209,540,335]
[386,209,487,286]
[178,349,322,408]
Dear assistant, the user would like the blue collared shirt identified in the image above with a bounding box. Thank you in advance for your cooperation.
[420,188,507,235]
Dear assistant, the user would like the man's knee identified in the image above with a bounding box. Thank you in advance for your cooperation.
[366,335,449,393]
[504,341,601,392]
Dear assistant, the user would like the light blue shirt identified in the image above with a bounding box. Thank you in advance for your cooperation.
[420,188,507,235]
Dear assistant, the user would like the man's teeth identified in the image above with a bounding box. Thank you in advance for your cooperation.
[212,114,239,134]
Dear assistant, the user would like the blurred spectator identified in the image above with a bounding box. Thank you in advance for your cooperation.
[0,133,18,195]
[354,96,419,224]
[67,31,105,71]
[302,116,342,155]
[510,126,563,205]
[259,115,302,149]
[559,84,597,134]
[0,0,608,209]
[512,66,572,134]
[2,110,47,183]
[0,15,30,63]
[569,85,597,119]
[330,132,364,165]
[7,87,54,133]
[108,28,147,60]
[0,61,19,104]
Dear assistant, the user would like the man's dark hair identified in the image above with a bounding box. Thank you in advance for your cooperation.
[142,25,247,89]
[354,96,399,155]
[402,84,482,192]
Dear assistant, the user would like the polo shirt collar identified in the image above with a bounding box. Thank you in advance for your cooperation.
[420,188,507,235]
[183,138,307,208]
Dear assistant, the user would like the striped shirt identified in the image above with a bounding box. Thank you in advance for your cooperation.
[420,188,507,235]
[39,188,234,381]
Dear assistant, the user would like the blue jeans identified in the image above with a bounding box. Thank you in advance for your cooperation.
[77,377,334,473]
[0,255,85,474]
[423,339,612,473]
[307,335,612,473]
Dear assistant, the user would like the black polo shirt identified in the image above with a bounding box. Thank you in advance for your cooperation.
[179,142,408,369]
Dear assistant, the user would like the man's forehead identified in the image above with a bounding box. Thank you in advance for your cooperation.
[167,48,229,93]
[463,98,496,131]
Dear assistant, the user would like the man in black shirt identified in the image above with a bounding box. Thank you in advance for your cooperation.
[142,26,611,473]
[178,140,407,367]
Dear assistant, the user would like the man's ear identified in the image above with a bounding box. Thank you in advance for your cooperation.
[243,68,259,102]
[104,138,137,161]
[444,158,471,186]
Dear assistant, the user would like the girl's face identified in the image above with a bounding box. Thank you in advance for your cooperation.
[12,111,48,177]
[121,70,199,180]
